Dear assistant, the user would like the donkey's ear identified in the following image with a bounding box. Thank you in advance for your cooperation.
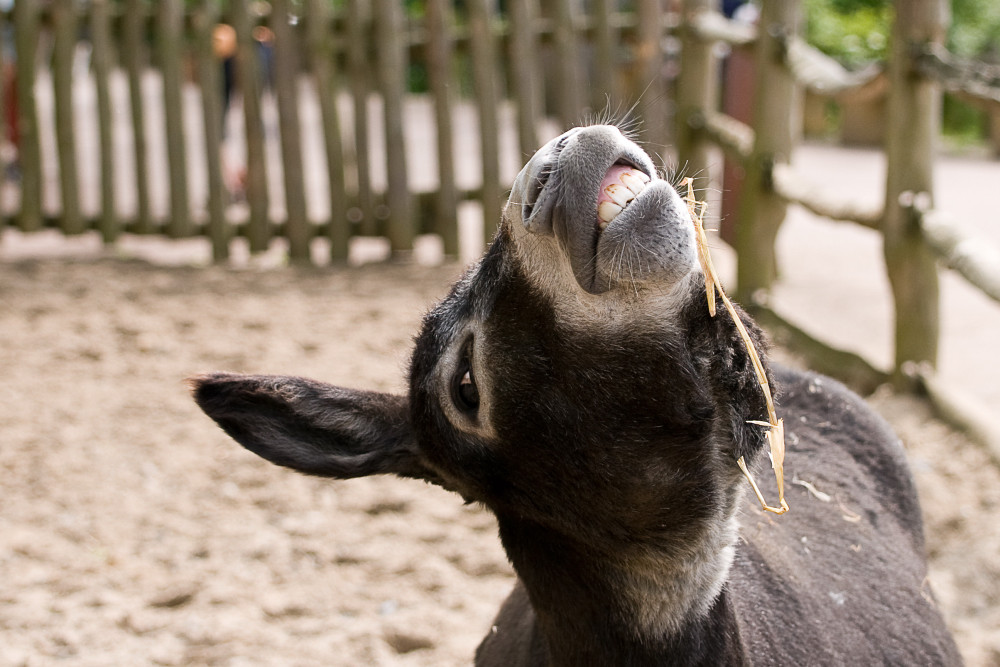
[190,373,437,483]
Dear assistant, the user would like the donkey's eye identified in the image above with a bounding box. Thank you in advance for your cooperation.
[454,364,480,413]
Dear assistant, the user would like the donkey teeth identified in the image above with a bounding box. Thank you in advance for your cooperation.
[598,201,623,227]
[621,172,647,195]
[605,183,635,208]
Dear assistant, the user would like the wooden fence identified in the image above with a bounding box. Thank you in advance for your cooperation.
[2,1,998,451]
[675,0,1000,460]
[0,0,682,263]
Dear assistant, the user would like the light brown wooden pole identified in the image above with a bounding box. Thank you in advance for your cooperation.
[466,0,502,242]
[90,0,119,243]
[675,0,717,183]
[193,0,229,261]
[14,0,42,231]
[883,0,944,373]
[374,0,412,253]
[508,0,543,158]
[346,0,375,236]
[157,0,191,238]
[51,0,82,234]
[230,0,270,253]
[592,0,619,114]
[123,0,152,234]
[270,0,311,262]
[304,0,349,262]
[426,0,459,255]
[735,0,801,303]
[552,0,584,128]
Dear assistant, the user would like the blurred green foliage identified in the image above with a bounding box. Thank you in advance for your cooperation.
[805,0,1000,143]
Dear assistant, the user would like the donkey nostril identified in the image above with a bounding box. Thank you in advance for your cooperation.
[523,163,554,221]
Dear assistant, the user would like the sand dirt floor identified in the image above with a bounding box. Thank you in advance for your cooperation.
[1,256,999,666]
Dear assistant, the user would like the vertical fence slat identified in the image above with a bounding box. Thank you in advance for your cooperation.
[374,0,412,252]
[676,0,717,199]
[346,0,375,236]
[634,0,668,154]
[592,0,619,113]
[508,0,543,158]
[0,7,10,232]
[270,0,310,262]
[230,0,270,252]
[90,0,118,243]
[123,0,152,234]
[466,0,502,241]
[883,0,944,373]
[734,0,800,303]
[52,0,82,234]
[193,0,229,261]
[13,0,42,231]
[304,0,349,262]
[552,0,584,128]
[426,0,458,255]
[156,0,191,237]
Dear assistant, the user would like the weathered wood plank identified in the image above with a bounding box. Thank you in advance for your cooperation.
[90,0,119,243]
[193,0,229,261]
[882,0,944,373]
[156,0,191,237]
[123,0,152,234]
[345,0,376,236]
[591,0,619,113]
[373,0,412,252]
[270,0,311,262]
[675,0,716,182]
[52,0,82,234]
[508,0,543,158]
[734,0,801,302]
[466,0,502,241]
[426,0,459,255]
[305,0,350,262]
[552,0,584,128]
[229,0,270,252]
[14,0,42,231]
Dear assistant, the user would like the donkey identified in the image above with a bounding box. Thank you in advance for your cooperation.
[193,125,961,665]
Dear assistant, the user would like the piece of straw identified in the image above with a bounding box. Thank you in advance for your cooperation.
[684,179,788,515]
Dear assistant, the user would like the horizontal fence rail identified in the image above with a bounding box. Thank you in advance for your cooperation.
[676,0,1000,457]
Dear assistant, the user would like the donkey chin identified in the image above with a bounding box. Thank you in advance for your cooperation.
[192,125,962,666]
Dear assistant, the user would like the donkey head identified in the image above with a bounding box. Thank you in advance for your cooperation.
[193,124,771,640]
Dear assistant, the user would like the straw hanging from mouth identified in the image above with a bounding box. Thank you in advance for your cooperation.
[683,178,788,515]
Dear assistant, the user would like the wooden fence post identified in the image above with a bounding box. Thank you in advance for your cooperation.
[675,0,718,183]
[426,0,459,255]
[591,0,620,113]
[157,0,191,238]
[735,0,801,303]
[13,0,42,232]
[270,0,311,262]
[230,0,270,253]
[52,0,82,235]
[466,0,502,242]
[508,0,543,158]
[123,0,152,235]
[552,0,584,128]
[346,0,376,236]
[90,0,119,243]
[304,0,349,262]
[374,0,412,253]
[635,0,668,155]
[193,0,229,261]
[883,0,945,373]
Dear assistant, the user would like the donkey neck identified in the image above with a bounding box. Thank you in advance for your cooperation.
[495,492,745,666]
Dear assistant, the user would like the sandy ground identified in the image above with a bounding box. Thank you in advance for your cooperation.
[1,255,998,666]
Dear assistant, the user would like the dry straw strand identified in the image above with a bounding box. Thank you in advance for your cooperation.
[684,179,788,515]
